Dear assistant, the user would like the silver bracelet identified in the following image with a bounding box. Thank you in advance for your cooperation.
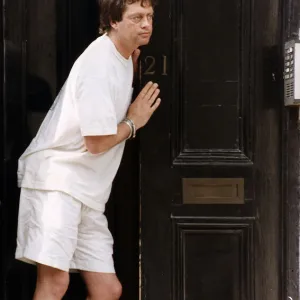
[121,119,133,140]
[124,118,136,139]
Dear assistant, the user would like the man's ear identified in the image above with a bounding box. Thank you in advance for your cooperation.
[110,20,118,30]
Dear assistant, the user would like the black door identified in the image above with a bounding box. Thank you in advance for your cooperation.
[140,0,287,299]
[1,1,139,299]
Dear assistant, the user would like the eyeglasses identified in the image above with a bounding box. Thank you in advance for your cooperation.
[128,14,154,24]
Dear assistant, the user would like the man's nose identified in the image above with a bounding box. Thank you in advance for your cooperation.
[141,16,152,28]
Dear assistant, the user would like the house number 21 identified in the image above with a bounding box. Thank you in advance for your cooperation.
[142,55,168,76]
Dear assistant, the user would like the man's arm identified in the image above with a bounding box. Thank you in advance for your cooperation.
[84,81,161,154]
[84,122,131,154]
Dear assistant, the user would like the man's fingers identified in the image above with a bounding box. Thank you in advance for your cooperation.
[144,83,159,100]
[139,81,154,98]
[132,49,141,73]
[133,49,141,62]
[150,98,161,113]
[149,89,160,106]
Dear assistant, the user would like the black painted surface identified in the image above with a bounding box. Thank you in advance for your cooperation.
[1,0,300,299]
[140,0,288,299]
[283,0,300,299]
[1,0,139,299]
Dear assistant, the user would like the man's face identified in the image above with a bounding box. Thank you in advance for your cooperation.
[112,1,154,48]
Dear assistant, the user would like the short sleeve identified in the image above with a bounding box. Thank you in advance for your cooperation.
[75,73,117,137]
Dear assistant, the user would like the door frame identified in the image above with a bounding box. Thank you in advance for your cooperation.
[284,0,300,299]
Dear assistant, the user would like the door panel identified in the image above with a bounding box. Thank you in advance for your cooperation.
[140,0,283,299]
[172,0,252,165]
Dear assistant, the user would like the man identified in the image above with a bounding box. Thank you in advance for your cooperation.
[15,0,159,299]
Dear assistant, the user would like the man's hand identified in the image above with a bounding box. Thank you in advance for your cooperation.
[127,81,161,130]
[132,48,141,74]
[84,82,160,155]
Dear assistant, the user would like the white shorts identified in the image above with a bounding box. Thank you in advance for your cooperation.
[15,188,115,273]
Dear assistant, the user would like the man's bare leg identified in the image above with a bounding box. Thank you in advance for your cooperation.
[81,271,122,300]
[33,264,69,300]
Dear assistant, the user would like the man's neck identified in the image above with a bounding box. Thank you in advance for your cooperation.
[108,32,134,59]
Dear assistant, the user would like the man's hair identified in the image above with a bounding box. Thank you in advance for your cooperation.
[99,0,156,34]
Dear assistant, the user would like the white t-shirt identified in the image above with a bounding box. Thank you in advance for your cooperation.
[18,34,134,211]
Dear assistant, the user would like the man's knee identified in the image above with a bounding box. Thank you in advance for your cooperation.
[84,273,122,300]
[109,279,122,299]
[35,264,69,298]
[44,272,69,297]
[88,280,122,300]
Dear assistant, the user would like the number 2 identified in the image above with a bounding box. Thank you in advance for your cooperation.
[144,56,156,75]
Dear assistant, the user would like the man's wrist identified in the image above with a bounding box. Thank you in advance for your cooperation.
[121,117,136,139]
